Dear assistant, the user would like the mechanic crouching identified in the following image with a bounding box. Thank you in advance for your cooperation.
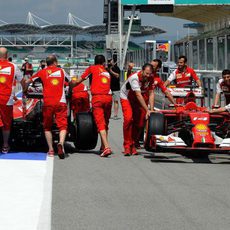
[71,82,90,117]
[23,55,70,159]
[0,47,24,153]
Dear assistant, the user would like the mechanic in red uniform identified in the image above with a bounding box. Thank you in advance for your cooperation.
[72,55,112,157]
[164,56,202,104]
[71,82,90,117]
[150,59,176,109]
[127,65,153,150]
[0,47,23,153]
[24,55,70,159]
[127,61,135,78]
[164,56,202,88]
[130,59,176,149]
[213,69,230,107]
[120,63,152,156]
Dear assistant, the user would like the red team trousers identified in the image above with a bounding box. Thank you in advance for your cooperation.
[92,95,112,132]
[0,105,13,131]
[121,98,147,149]
[71,97,90,117]
[43,103,68,132]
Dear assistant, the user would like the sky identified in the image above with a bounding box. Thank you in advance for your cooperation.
[0,0,196,42]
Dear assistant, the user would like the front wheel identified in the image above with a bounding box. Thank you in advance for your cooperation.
[144,112,166,151]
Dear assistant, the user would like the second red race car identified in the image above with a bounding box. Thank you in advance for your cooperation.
[144,87,230,156]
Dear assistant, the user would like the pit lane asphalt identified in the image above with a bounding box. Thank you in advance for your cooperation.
[52,113,230,230]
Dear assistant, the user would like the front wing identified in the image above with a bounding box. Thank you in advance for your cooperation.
[151,134,230,154]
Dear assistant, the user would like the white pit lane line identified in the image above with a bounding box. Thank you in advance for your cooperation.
[0,156,53,230]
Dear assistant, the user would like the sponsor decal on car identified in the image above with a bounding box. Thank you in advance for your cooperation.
[195,124,208,136]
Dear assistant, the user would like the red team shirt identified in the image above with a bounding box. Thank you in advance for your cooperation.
[72,83,88,99]
[152,73,167,93]
[0,60,23,105]
[81,65,111,95]
[30,65,70,106]
[167,66,199,87]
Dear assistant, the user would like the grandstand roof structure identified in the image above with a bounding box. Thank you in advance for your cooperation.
[0,12,165,37]
[0,23,43,34]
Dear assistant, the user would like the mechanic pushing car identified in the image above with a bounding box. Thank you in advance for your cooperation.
[0,47,24,153]
[210,103,230,114]
[71,82,90,117]
[128,59,176,149]
[23,55,70,159]
[72,55,113,157]
[213,69,230,107]
[120,63,153,156]
[150,59,176,109]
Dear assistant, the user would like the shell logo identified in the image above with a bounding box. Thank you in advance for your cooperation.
[195,124,208,131]
[101,77,108,84]
[0,76,6,83]
[51,78,59,86]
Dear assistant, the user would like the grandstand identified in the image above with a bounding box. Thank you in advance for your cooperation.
[0,12,164,67]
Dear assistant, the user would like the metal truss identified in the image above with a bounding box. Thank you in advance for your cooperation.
[0,34,73,47]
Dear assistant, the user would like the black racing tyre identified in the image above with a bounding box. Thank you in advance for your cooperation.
[144,112,165,151]
[74,112,98,150]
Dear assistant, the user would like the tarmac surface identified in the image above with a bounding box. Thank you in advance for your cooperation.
[52,113,230,230]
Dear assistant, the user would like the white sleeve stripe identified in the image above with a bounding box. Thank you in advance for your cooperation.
[225,104,230,112]
[63,70,70,81]
[167,70,176,82]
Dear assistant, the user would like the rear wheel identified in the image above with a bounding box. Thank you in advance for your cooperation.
[144,112,165,151]
[74,112,98,150]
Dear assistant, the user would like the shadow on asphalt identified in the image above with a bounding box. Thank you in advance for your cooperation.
[142,152,230,164]
[65,143,100,155]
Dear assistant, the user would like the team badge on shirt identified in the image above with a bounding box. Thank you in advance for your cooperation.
[101,77,108,84]
[0,66,1,70]
[176,74,182,79]
[51,78,59,86]
[0,76,6,83]
[47,70,52,75]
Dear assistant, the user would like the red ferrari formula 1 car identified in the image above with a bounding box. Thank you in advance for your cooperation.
[144,87,230,156]
[8,82,98,151]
